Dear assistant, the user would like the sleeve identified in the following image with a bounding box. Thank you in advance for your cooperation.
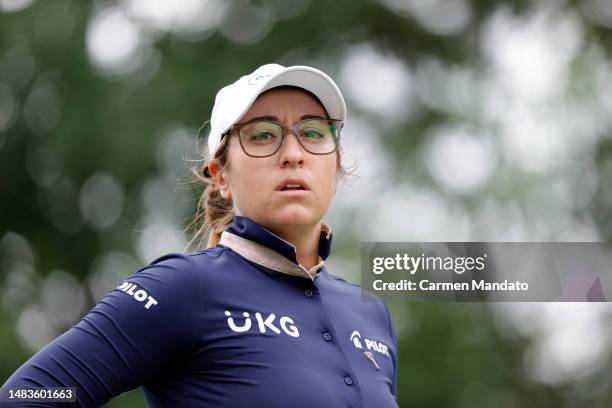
[382,301,398,399]
[0,253,203,408]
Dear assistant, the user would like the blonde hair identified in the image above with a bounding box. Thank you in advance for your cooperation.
[184,87,355,252]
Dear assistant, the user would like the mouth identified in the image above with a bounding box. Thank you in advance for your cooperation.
[276,178,311,192]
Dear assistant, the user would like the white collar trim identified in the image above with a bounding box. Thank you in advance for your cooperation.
[219,227,329,281]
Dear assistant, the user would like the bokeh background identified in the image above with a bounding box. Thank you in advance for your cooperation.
[1,0,612,406]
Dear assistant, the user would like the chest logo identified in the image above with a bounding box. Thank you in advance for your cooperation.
[350,330,389,357]
[225,310,300,338]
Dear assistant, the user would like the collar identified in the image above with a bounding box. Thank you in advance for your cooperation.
[219,215,333,281]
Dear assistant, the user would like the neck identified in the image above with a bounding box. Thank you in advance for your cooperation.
[269,222,322,270]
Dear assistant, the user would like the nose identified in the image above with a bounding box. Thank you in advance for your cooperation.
[278,130,304,168]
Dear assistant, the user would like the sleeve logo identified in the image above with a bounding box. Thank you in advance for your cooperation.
[115,281,159,310]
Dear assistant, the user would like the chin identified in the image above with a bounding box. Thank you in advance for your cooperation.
[272,206,320,227]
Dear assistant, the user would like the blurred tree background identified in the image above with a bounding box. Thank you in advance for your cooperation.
[1,0,612,406]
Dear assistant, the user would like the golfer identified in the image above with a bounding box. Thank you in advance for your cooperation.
[0,63,398,407]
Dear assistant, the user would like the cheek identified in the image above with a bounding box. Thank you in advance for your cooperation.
[230,167,254,200]
[227,147,271,204]
[317,157,338,198]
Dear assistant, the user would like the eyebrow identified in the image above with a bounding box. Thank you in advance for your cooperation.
[243,114,327,123]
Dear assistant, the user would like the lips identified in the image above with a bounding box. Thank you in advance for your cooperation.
[276,177,310,191]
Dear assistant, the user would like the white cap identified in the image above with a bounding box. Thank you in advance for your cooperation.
[207,63,347,157]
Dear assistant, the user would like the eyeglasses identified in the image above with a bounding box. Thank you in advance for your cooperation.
[227,118,343,158]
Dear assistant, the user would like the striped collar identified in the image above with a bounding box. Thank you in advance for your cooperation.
[219,216,333,281]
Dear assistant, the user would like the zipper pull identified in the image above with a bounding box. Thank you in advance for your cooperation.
[364,351,380,370]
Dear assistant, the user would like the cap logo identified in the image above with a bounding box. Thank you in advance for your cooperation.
[248,73,272,85]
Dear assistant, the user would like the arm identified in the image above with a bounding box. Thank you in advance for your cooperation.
[0,253,202,407]
[383,301,398,399]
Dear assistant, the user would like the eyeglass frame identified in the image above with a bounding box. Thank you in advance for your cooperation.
[223,117,344,158]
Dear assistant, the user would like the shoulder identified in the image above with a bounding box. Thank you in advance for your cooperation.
[322,269,390,319]
[184,245,234,278]
[130,246,231,284]
[185,245,229,264]
[112,251,206,309]
[133,251,199,283]
[137,246,228,281]
[323,269,384,302]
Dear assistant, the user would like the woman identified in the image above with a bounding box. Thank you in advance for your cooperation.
[0,64,398,407]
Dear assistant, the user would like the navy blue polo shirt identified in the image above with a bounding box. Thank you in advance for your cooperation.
[1,216,398,407]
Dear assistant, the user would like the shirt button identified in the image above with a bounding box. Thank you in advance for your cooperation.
[322,331,333,341]
[344,376,353,386]
[304,289,314,298]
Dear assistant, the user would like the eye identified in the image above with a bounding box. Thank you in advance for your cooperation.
[302,129,325,139]
[251,131,275,141]
[242,121,281,144]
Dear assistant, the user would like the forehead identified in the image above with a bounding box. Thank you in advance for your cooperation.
[240,87,328,122]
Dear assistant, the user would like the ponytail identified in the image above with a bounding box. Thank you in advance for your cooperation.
[184,132,233,252]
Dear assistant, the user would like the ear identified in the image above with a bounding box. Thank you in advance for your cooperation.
[208,159,232,200]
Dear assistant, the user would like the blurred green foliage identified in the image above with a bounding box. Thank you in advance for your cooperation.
[1,0,612,407]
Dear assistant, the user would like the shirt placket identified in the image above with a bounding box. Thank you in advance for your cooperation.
[304,273,365,408]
